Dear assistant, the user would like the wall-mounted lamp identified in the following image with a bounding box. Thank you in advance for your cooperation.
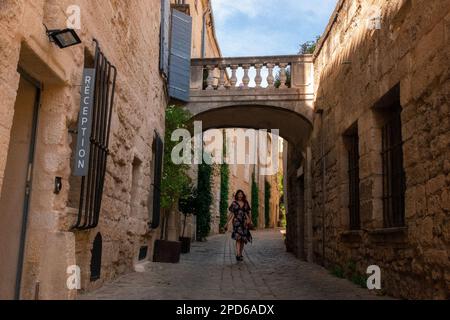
[45,25,82,49]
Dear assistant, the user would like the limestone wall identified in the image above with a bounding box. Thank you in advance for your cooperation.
[0,0,167,299]
[310,0,450,299]
[185,0,221,59]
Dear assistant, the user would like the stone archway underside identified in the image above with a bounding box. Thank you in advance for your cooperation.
[188,104,313,148]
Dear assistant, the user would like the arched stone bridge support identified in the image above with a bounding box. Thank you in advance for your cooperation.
[184,54,316,261]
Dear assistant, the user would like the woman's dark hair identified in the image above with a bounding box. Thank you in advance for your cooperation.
[234,190,247,202]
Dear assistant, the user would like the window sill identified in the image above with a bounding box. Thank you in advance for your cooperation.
[341,230,363,236]
[369,227,408,235]
[340,230,363,243]
[368,227,408,245]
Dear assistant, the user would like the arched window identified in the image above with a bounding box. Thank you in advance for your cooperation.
[90,233,102,282]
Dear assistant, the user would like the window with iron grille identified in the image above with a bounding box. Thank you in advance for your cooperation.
[381,107,406,228]
[345,126,360,230]
[71,40,117,230]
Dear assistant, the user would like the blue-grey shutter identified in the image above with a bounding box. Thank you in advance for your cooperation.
[160,0,170,77]
[168,9,192,102]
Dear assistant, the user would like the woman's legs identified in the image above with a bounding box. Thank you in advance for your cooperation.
[239,240,245,257]
[236,240,241,258]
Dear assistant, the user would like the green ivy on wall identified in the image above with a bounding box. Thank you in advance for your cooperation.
[219,134,229,231]
[278,172,286,228]
[251,171,259,227]
[265,180,271,228]
[196,161,212,240]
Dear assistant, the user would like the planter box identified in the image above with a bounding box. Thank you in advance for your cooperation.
[153,240,181,263]
[179,237,191,254]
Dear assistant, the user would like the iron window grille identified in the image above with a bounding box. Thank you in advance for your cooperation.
[347,130,361,230]
[72,40,117,230]
[381,108,406,228]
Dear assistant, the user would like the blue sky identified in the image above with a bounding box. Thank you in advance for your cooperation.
[211,0,339,57]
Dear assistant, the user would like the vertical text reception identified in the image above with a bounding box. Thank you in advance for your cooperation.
[74,68,96,176]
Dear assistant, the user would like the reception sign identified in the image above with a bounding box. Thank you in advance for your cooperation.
[74,68,96,176]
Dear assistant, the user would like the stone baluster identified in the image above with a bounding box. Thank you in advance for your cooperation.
[217,65,227,90]
[266,63,275,88]
[206,65,215,90]
[242,64,250,89]
[279,63,288,89]
[229,65,238,89]
[254,64,263,88]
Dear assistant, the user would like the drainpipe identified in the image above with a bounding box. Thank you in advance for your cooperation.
[201,3,211,58]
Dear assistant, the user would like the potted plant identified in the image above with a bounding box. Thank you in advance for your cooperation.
[178,186,197,254]
[153,205,182,263]
[153,106,192,263]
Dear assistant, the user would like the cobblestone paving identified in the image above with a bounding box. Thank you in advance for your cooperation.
[81,230,386,300]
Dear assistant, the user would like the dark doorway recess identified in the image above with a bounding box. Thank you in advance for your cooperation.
[0,69,41,300]
[90,233,102,282]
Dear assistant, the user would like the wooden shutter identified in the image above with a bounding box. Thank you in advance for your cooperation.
[160,0,170,77]
[168,9,192,102]
[151,133,164,229]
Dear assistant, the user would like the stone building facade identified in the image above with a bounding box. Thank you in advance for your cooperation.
[0,0,219,300]
[202,128,283,235]
[302,0,450,299]
[167,0,222,240]
[2,0,448,302]
[227,129,283,230]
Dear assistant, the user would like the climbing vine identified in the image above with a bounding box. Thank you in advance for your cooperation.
[278,172,286,228]
[264,180,271,228]
[196,161,212,240]
[251,171,259,227]
[219,133,229,231]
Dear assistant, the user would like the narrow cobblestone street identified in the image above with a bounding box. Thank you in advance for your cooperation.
[81,230,385,300]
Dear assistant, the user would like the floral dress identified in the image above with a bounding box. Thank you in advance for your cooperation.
[229,200,253,244]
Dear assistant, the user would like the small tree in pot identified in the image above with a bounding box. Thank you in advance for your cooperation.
[178,186,197,253]
[154,106,192,263]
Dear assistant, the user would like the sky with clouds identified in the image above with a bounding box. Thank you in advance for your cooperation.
[211,0,339,57]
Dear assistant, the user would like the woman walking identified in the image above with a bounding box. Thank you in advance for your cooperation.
[226,190,253,261]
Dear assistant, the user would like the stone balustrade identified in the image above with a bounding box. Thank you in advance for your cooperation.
[190,55,313,92]
[186,55,315,146]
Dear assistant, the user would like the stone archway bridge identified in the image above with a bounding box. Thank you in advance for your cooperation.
[187,54,315,148]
